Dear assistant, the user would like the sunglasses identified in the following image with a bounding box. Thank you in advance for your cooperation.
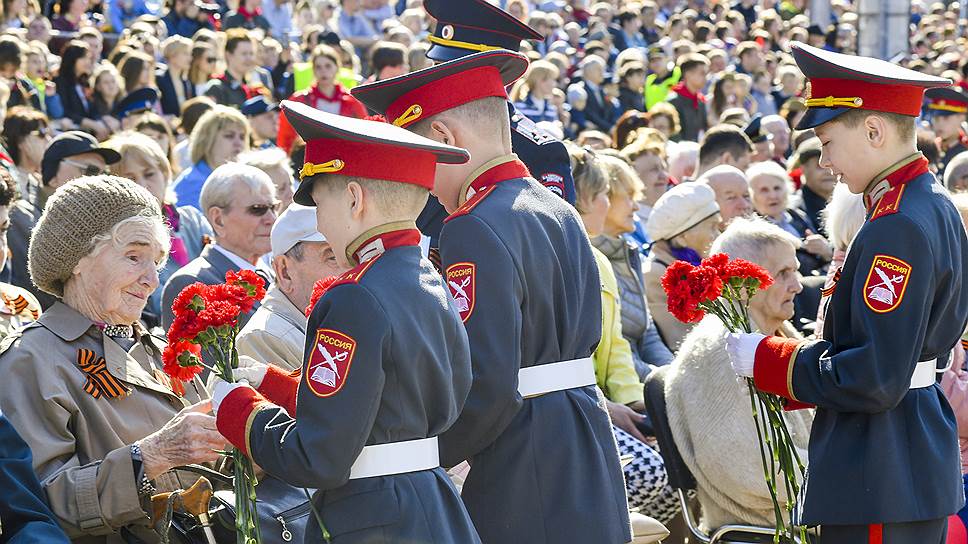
[63,159,105,177]
[245,201,281,216]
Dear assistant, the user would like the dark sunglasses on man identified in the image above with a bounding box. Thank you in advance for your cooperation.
[246,201,281,217]
[62,160,105,177]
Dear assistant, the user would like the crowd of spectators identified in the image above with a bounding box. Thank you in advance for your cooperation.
[0,0,967,541]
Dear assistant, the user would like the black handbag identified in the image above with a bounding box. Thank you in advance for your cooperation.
[160,465,313,544]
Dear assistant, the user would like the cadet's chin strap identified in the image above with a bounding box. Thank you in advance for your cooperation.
[804,96,864,108]
[428,35,502,53]
[299,159,345,180]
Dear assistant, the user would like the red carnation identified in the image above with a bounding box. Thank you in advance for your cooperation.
[208,283,258,314]
[171,282,209,316]
[226,270,267,301]
[662,261,707,323]
[168,312,205,343]
[687,264,724,305]
[196,299,242,330]
[305,275,339,317]
[162,340,203,382]
[727,258,774,290]
[701,253,731,281]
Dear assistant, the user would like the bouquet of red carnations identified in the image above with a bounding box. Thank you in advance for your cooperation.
[162,270,266,544]
[662,253,806,542]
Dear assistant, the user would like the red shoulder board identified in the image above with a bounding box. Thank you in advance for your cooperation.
[444,186,497,223]
[305,257,380,316]
[869,184,907,221]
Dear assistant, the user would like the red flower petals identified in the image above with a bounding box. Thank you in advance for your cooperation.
[305,275,339,317]
[162,340,203,382]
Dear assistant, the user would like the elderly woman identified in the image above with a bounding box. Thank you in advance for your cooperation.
[171,105,250,209]
[106,132,213,328]
[571,146,680,526]
[665,217,813,532]
[0,176,226,541]
[592,155,675,379]
[746,161,832,277]
[814,182,866,334]
[643,182,722,351]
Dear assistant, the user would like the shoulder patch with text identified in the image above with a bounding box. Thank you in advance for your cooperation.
[306,329,356,397]
[540,172,565,197]
[446,262,476,322]
[863,255,912,313]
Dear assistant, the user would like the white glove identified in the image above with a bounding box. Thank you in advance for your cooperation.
[233,356,269,389]
[212,380,251,414]
[724,332,766,378]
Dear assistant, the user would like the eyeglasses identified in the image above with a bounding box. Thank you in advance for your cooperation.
[245,201,281,216]
[62,159,105,177]
[206,56,217,63]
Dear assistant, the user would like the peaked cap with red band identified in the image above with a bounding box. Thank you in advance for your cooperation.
[282,100,470,206]
[350,49,529,129]
[924,86,968,116]
[792,41,951,130]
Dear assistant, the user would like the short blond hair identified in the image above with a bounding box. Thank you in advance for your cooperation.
[189,105,249,165]
[161,35,192,62]
[621,133,666,163]
[106,131,175,201]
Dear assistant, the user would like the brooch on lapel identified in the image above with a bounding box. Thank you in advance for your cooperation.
[77,349,130,400]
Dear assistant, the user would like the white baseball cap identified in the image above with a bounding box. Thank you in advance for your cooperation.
[270,204,326,256]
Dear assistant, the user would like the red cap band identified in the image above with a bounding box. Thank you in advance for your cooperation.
[386,66,509,128]
[304,138,437,189]
[808,78,926,117]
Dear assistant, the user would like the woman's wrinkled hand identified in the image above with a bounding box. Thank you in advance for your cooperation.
[138,400,229,480]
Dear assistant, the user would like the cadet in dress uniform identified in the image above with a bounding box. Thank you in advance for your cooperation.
[413,0,576,249]
[725,42,968,543]
[212,102,480,544]
[924,87,968,178]
[352,50,631,544]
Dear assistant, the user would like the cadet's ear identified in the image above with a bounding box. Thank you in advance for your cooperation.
[429,119,456,147]
[346,179,366,219]
[864,114,888,149]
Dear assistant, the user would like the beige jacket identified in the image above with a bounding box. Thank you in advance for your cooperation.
[0,302,206,543]
[642,243,695,351]
[235,285,307,372]
[665,315,813,532]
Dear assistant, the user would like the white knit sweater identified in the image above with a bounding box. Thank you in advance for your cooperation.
[665,315,814,532]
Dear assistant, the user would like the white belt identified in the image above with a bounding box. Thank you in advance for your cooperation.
[518,357,596,398]
[910,359,945,389]
[348,437,439,480]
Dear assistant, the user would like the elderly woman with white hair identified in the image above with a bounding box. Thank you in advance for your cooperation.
[643,182,722,351]
[106,132,213,328]
[814,183,867,334]
[0,176,226,541]
[747,160,832,277]
[665,217,813,533]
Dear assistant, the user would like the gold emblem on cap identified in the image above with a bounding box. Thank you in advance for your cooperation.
[299,158,345,180]
[441,24,455,40]
[393,104,423,127]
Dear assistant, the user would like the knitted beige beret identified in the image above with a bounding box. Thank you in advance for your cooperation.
[29,176,162,297]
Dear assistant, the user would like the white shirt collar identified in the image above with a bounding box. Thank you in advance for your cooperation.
[213,244,272,276]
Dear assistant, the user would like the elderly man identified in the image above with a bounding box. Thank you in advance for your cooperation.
[9,132,120,310]
[236,204,343,371]
[696,124,754,176]
[161,163,277,331]
[697,164,753,226]
[666,217,812,533]
[944,150,968,193]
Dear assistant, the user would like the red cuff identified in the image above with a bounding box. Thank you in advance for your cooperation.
[257,364,300,416]
[216,386,269,456]
[753,336,811,407]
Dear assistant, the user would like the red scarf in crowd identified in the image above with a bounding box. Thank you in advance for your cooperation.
[308,83,345,106]
[238,5,262,20]
[671,82,705,109]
